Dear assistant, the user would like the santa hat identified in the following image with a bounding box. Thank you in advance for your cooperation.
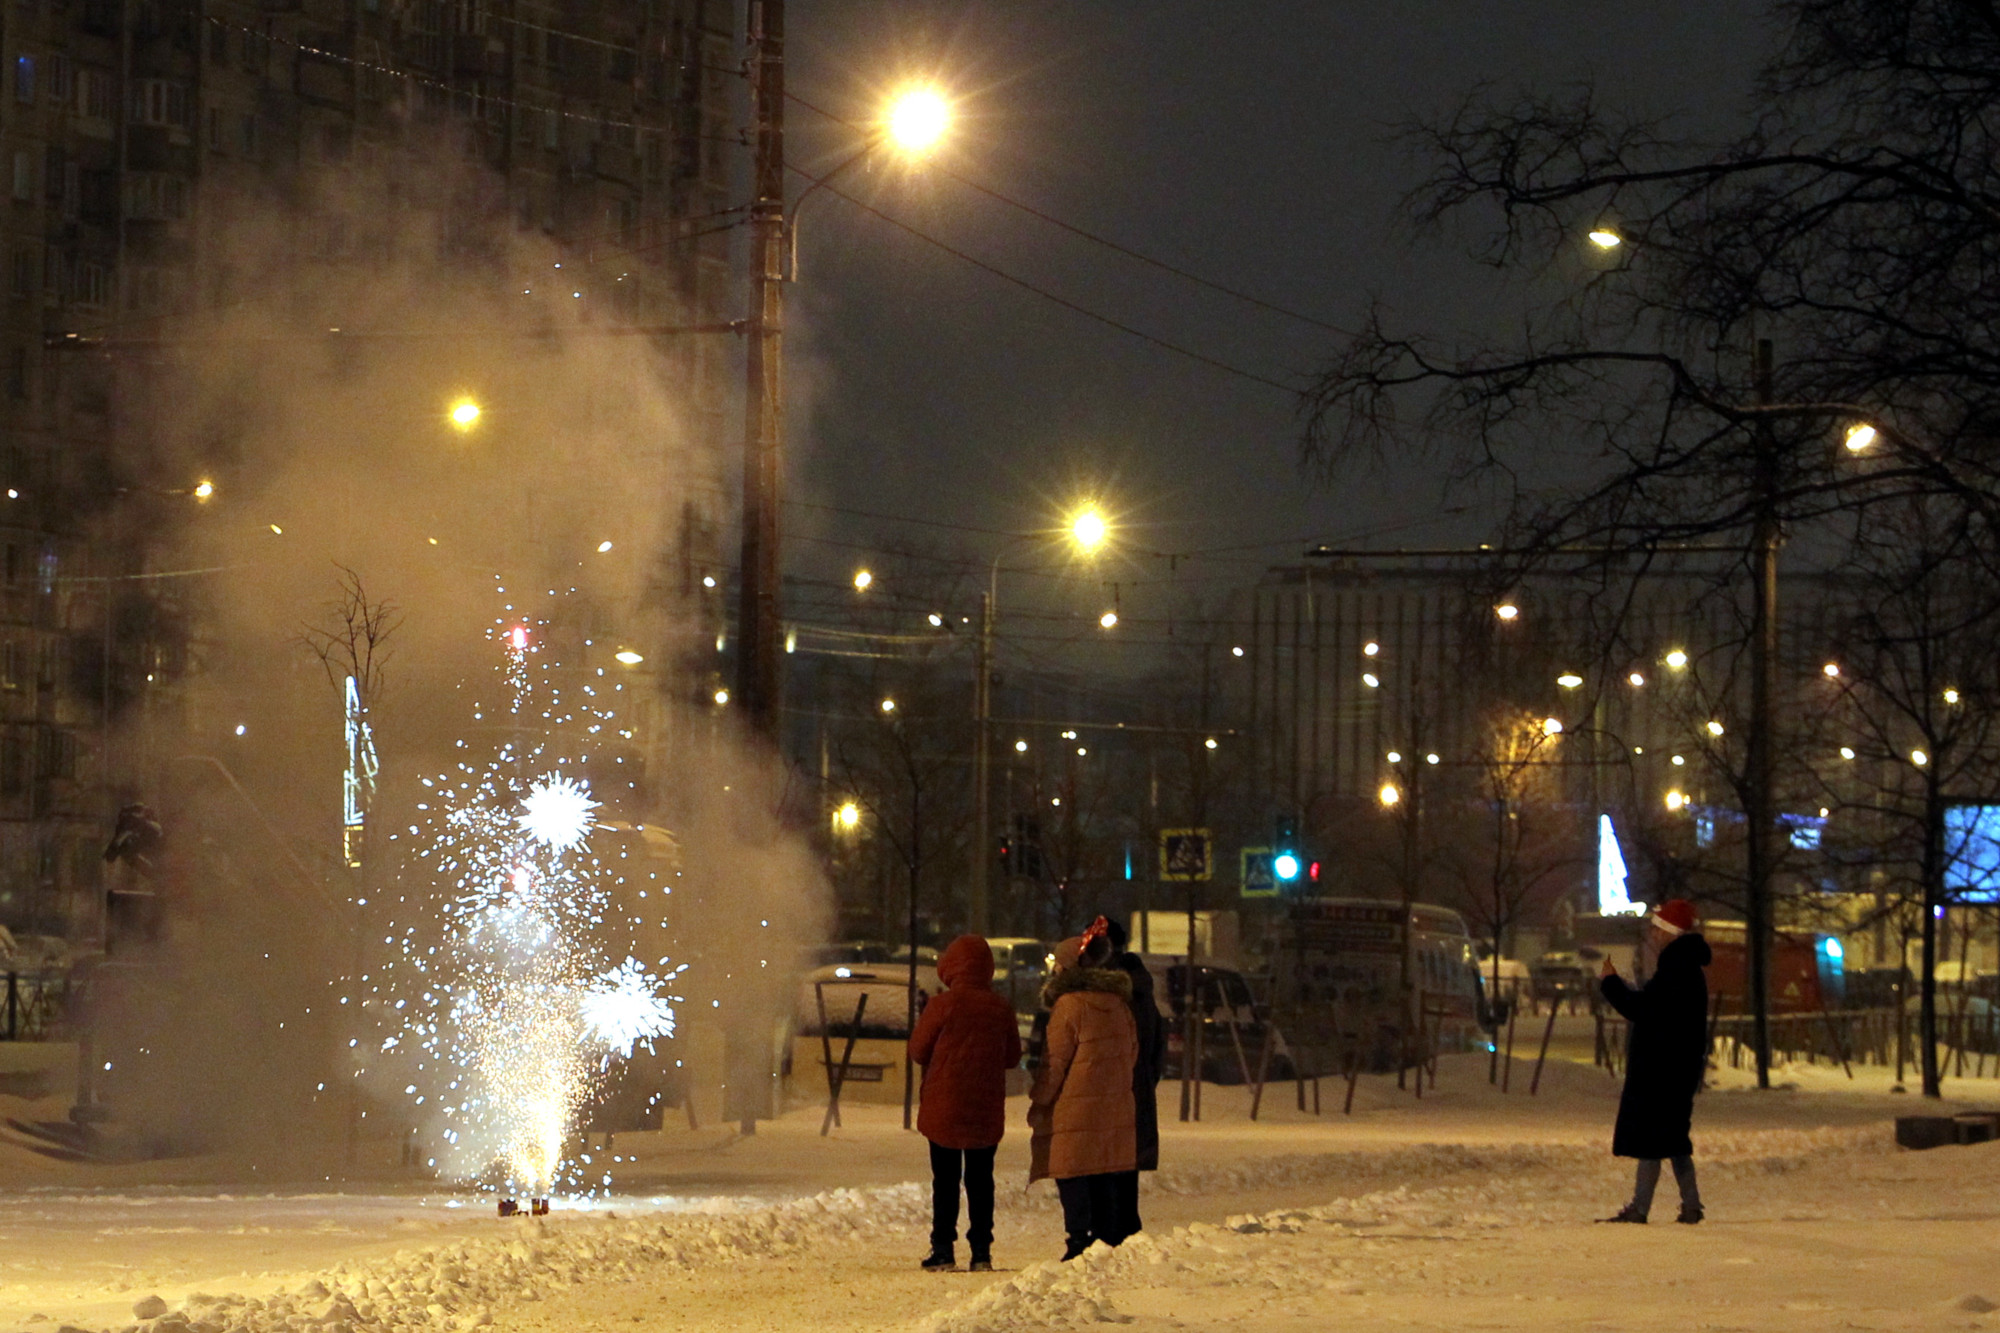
[1648,898,1698,936]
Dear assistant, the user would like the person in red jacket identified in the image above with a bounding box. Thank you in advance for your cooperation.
[909,934,1023,1272]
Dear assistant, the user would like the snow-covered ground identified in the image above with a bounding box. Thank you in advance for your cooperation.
[4,1048,1998,1333]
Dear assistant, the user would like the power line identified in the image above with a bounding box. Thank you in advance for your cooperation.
[789,90,1354,340]
[793,164,1297,396]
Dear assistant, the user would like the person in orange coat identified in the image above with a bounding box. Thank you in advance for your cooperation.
[908,934,1023,1272]
[1028,921,1139,1260]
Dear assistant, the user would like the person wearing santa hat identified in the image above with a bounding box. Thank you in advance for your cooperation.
[1597,897,1712,1224]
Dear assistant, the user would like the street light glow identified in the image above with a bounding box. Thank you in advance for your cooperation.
[1557,672,1583,689]
[193,479,215,500]
[1628,672,1646,687]
[1205,737,1218,750]
[713,688,730,705]
[834,801,861,832]
[1494,603,1520,621]
[880,697,897,714]
[1665,648,1689,670]
[1843,422,1879,453]
[1587,227,1623,249]
[1363,641,1381,657]
[1840,746,1856,760]
[1015,739,1028,752]
[1944,687,1961,704]
[1912,748,1930,767]
[1425,752,1440,765]
[1099,610,1118,629]
[448,397,481,431]
[1378,783,1400,808]
[1665,790,1686,811]
[1386,750,1403,764]
[1823,662,1841,678]
[1362,672,1381,688]
[884,85,951,154]
[614,649,644,665]
[1069,506,1109,554]
[597,540,614,553]
[1542,717,1564,737]
[853,568,873,591]
[1706,720,1726,737]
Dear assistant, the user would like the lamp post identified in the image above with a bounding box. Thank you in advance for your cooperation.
[971,505,1111,934]
[734,29,953,741]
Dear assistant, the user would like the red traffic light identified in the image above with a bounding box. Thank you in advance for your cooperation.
[1308,860,1321,882]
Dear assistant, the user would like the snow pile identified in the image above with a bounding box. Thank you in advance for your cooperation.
[913,1124,1888,1333]
[96,1182,932,1333]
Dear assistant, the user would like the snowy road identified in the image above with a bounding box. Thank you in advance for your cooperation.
[3,1055,1996,1333]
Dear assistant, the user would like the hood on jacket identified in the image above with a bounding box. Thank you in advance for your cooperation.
[1658,931,1713,972]
[938,934,995,989]
[1042,965,1133,1008]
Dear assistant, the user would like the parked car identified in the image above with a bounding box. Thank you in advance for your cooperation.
[794,960,941,1039]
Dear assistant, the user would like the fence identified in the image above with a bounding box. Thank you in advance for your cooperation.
[2,971,70,1041]
[1594,1001,2000,1080]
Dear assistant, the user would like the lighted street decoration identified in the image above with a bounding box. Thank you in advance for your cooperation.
[343,674,380,869]
[1597,814,1644,917]
[1158,828,1213,882]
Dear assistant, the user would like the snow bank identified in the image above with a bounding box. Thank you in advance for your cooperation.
[912,1125,1886,1333]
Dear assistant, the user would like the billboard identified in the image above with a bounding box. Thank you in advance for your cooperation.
[1944,803,2000,902]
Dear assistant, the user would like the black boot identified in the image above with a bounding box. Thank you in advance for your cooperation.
[1596,1205,1647,1224]
[920,1246,957,1272]
[1676,1204,1704,1225]
[968,1251,993,1272]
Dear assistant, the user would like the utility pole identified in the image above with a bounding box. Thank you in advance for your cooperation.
[720,0,785,1140]
[736,0,785,742]
[1746,337,1778,1090]
[971,589,992,933]
[1918,769,1944,1097]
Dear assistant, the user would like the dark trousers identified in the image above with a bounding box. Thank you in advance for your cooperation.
[1109,1170,1142,1238]
[928,1142,997,1254]
[1629,1155,1701,1218]
[1055,1172,1126,1257]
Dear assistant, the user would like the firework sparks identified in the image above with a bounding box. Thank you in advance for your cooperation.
[517,775,600,854]
[359,606,680,1199]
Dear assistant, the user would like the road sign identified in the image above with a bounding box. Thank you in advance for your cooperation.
[1158,828,1213,881]
[1240,846,1278,898]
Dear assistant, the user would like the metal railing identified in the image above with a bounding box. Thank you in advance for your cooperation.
[2,971,71,1041]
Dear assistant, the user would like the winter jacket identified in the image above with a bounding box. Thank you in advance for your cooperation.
[1112,952,1167,1172]
[909,935,1023,1150]
[1601,931,1712,1160]
[1027,966,1138,1183]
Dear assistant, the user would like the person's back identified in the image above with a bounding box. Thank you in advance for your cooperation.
[909,935,1021,1271]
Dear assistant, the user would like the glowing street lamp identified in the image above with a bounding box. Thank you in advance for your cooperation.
[1069,506,1109,555]
[1587,227,1623,250]
[1557,672,1584,689]
[193,479,216,501]
[1843,422,1879,453]
[448,397,482,432]
[1494,602,1520,621]
[712,688,730,705]
[884,86,952,155]
[1665,648,1689,670]
[1378,782,1401,808]
[1706,720,1726,737]
[1665,790,1687,811]
[1542,717,1564,737]
[1823,662,1841,678]
[853,568,873,591]
[833,801,861,833]
[1099,610,1118,629]
[614,649,644,666]
[880,697,897,715]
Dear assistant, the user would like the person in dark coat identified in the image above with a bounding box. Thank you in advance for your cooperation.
[1103,918,1165,1238]
[1597,898,1712,1224]
[909,935,1023,1271]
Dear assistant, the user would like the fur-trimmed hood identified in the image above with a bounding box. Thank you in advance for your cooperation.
[1041,966,1132,1008]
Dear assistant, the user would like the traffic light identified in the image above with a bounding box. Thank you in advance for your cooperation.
[1273,813,1301,882]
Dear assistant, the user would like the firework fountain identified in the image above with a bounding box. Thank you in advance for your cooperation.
[358,611,680,1203]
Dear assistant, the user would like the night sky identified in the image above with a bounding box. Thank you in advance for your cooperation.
[769,1,1771,649]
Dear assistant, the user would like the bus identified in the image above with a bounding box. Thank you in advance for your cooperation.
[1267,898,1490,1075]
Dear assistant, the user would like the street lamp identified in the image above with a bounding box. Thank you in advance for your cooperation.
[448,397,481,432]
[735,67,956,748]
[884,86,951,154]
[971,501,1114,933]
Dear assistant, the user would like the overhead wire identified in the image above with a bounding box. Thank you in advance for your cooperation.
[787,90,1354,339]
